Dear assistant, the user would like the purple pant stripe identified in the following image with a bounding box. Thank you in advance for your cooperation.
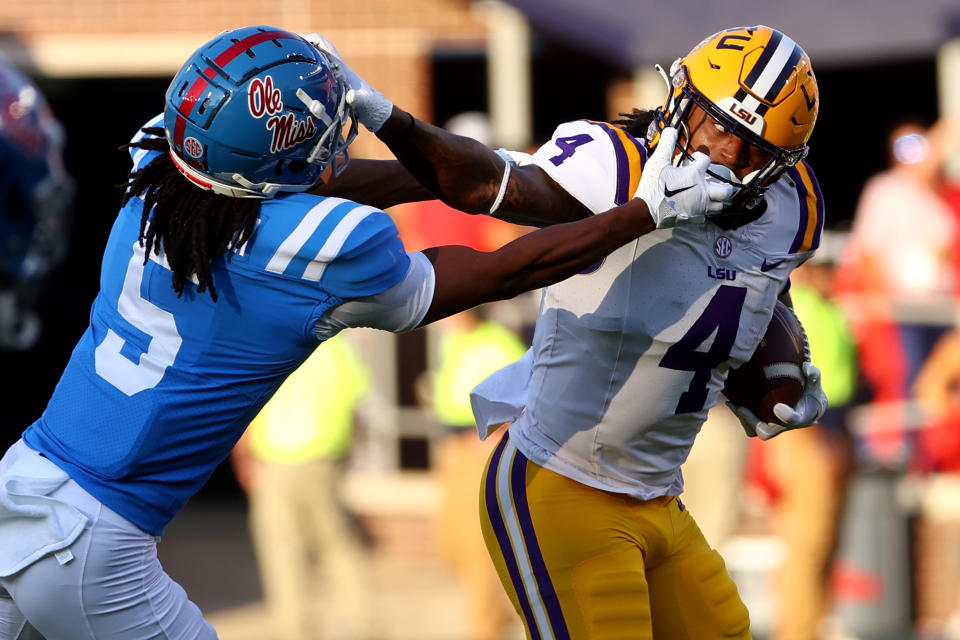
[484,433,543,640]
[509,449,572,640]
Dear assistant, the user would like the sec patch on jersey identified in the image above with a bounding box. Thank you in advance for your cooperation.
[723,301,807,424]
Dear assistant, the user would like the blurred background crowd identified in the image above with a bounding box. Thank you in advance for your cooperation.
[3,1,960,639]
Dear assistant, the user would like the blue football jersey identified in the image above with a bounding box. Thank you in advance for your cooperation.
[22,121,410,534]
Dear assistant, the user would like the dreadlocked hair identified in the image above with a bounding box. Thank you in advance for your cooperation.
[120,127,260,302]
[612,108,657,140]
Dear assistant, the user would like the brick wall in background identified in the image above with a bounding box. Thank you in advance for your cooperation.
[0,0,484,38]
[0,0,488,158]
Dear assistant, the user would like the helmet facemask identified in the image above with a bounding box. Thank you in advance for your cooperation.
[648,60,810,215]
[296,50,358,179]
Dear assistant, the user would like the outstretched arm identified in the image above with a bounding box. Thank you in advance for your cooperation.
[419,125,732,322]
[317,196,656,340]
[419,196,652,324]
[309,158,435,210]
[315,125,733,336]
[375,108,590,227]
[299,34,589,226]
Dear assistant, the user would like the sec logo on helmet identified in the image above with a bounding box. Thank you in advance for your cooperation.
[183,137,203,158]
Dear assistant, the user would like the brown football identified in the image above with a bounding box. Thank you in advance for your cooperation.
[722,301,807,424]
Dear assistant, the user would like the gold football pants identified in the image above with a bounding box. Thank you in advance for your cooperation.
[480,431,751,640]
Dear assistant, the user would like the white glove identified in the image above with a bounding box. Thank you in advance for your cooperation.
[636,128,736,228]
[300,32,393,132]
[729,362,828,440]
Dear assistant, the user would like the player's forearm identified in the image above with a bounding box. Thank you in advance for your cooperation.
[311,159,436,209]
[420,198,654,324]
[376,107,503,214]
[494,199,654,294]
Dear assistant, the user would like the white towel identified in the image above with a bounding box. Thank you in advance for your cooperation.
[0,441,87,577]
[469,348,533,440]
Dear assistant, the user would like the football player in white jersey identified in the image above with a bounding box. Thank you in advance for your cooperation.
[322,25,829,639]
[0,26,729,640]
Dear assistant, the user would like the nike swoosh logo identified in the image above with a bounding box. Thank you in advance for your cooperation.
[664,185,694,197]
[760,258,785,272]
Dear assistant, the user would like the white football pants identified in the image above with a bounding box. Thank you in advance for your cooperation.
[0,441,216,640]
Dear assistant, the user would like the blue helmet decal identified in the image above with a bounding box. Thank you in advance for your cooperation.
[164,26,356,199]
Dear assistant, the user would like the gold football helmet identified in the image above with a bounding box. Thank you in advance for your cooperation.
[649,25,819,210]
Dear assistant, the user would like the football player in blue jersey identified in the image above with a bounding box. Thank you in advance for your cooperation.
[0,26,730,639]
[0,60,74,351]
[313,26,830,639]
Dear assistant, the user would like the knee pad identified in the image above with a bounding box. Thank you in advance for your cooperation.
[571,548,653,640]
[674,550,751,638]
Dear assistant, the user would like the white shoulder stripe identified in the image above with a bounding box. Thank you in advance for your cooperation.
[129,114,166,168]
[265,197,352,275]
[302,205,378,282]
[131,114,164,144]
[132,148,151,169]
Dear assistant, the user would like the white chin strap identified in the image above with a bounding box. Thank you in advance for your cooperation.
[296,74,358,177]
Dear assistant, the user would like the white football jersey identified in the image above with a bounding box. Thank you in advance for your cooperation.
[496,119,824,499]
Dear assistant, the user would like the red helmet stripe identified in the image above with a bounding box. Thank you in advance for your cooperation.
[174,77,209,149]
[173,114,187,150]
[174,30,298,150]
[213,30,298,68]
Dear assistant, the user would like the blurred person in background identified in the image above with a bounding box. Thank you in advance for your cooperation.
[0,25,718,639]
[912,329,960,639]
[678,403,750,550]
[764,231,858,640]
[404,111,528,640]
[322,24,829,638]
[841,115,960,464]
[426,306,527,640]
[231,333,377,640]
[0,59,74,351]
[683,232,859,640]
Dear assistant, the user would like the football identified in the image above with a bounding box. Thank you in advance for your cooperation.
[722,300,807,424]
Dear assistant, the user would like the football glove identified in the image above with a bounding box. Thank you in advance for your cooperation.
[300,33,393,133]
[636,127,736,229]
[729,362,828,440]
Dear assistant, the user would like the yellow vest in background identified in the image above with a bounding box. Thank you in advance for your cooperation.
[432,321,527,428]
[249,334,369,464]
[791,285,858,408]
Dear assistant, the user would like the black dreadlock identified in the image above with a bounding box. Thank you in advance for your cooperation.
[120,127,260,301]
[612,108,657,141]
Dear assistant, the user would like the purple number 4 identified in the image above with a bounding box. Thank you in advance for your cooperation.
[549,134,593,166]
[659,285,747,414]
